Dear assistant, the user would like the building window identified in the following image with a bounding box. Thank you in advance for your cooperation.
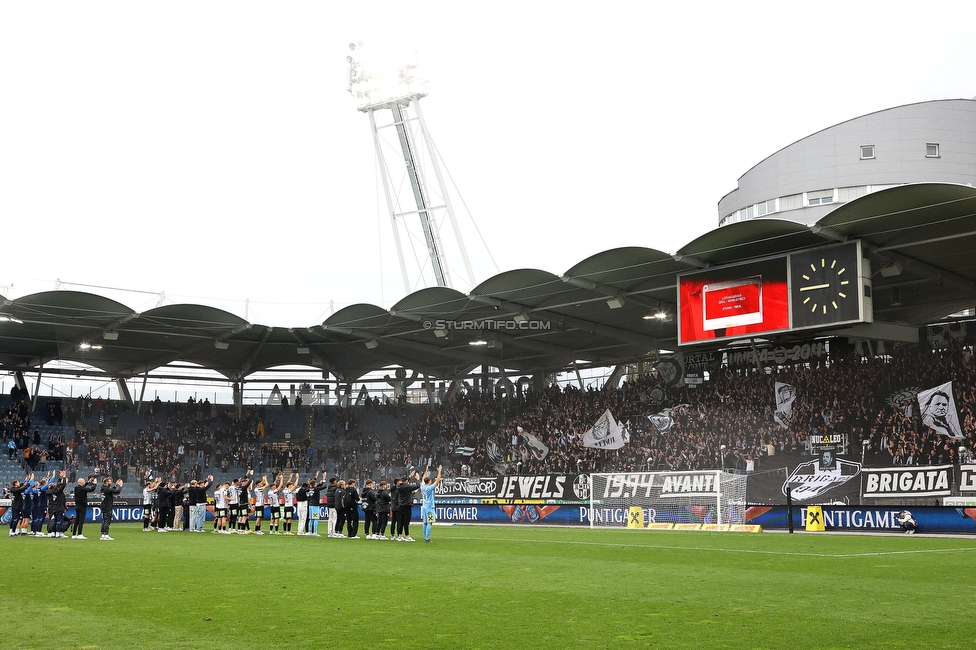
[780,194,803,211]
[838,186,868,202]
[757,199,776,216]
[860,145,875,160]
[926,143,940,158]
[807,189,834,206]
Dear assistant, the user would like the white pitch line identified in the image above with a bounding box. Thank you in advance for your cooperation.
[448,535,976,558]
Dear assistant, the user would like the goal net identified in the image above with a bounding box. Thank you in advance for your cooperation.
[589,470,747,530]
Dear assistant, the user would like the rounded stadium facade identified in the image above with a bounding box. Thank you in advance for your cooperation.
[718,98,976,227]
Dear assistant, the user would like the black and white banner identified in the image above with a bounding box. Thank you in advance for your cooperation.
[956,466,976,493]
[773,382,796,429]
[594,471,723,500]
[518,426,550,460]
[435,474,591,501]
[861,465,953,499]
[918,381,963,440]
[917,381,964,439]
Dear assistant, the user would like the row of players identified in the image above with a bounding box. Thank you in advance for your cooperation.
[6,470,122,540]
[6,466,445,542]
[141,466,445,541]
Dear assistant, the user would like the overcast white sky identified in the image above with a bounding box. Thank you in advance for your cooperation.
[2,1,973,328]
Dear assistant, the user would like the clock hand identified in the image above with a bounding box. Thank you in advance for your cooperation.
[799,284,831,291]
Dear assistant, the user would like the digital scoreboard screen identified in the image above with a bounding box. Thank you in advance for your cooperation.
[677,241,871,346]
[678,257,789,345]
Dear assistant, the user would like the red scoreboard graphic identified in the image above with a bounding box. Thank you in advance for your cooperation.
[679,257,789,345]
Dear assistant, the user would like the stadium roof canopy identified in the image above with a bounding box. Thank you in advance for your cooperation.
[1,183,975,383]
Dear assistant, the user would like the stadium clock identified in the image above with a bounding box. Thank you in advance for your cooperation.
[789,242,862,329]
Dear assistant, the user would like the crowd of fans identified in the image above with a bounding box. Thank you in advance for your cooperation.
[4,339,976,487]
[384,339,976,477]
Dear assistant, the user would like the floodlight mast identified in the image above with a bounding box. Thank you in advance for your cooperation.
[347,41,475,293]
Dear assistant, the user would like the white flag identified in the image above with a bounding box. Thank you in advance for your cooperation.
[774,382,796,429]
[918,381,964,439]
[582,409,627,450]
[522,431,550,460]
[647,413,673,433]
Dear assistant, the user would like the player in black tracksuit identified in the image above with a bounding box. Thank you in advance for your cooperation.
[156,483,173,532]
[307,474,327,536]
[72,477,97,538]
[8,476,31,537]
[100,478,123,540]
[374,481,391,539]
[46,471,68,536]
[333,481,347,537]
[344,480,360,538]
[390,478,402,538]
[325,478,338,537]
[361,480,376,538]
[397,472,421,541]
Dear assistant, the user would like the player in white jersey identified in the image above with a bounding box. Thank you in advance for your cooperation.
[226,480,240,533]
[281,473,298,535]
[251,475,267,535]
[266,474,284,535]
[214,482,231,534]
[142,477,161,532]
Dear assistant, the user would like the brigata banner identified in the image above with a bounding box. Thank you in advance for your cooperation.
[957,467,976,493]
[435,475,591,502]
[861,465,953,499]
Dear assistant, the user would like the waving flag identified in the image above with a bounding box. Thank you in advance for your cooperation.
[582,409,627,450]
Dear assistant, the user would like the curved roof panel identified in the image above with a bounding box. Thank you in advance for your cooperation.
[2,185,975,384]
[676,218,823,265]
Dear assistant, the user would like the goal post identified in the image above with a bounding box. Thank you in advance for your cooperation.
[588,470,747,530]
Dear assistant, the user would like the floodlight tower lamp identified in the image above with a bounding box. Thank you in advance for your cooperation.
[347,40,476,293]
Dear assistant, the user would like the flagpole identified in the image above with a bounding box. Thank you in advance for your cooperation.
[716,469,724,529]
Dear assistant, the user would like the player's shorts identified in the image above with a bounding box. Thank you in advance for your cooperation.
[270,506,281,519]
[236,505,249,518]
[252,506,264,518]
[283,507,294,520]
[423,508,436,525]
[215,508,228,519]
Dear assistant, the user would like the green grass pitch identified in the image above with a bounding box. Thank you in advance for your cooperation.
[3,525,975,649]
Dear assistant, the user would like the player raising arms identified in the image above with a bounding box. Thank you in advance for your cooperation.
[142,477,161,531]
[421,465,442,543]
[251,475,268,535]
[213,481,230,534]
[235,470,253,533]
[281,473,299,535]
[266,474,284,535]
[226,478,241,533]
